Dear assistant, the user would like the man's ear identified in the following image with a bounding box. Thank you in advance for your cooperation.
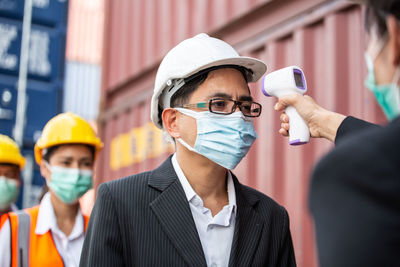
[162,108,181,139]
[386,15,400,66]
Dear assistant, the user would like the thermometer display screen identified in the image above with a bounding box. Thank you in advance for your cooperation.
[294,71,304,88]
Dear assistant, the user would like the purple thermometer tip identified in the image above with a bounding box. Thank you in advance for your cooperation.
[290,139,308,146]
[261,76,271,96]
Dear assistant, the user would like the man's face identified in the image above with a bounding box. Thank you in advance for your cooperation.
[177,67,251,148]
[0,164,20,184]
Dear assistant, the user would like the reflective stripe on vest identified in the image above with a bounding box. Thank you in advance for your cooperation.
[9,206,89,267]
[15,210,30,267]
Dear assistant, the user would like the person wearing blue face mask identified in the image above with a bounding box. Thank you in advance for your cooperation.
[80,33,297,267]
[274,0,400,266]
[0,112,103,267]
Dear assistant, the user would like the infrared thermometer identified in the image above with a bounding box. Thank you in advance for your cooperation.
[261,66,310,145]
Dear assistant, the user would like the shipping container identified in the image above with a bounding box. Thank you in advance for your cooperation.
[65,0,104,64]
[63,0,104,122]
[0,78,61,144]
[98,1,388,266]
[63,61,101,120]
[0,0,68,208]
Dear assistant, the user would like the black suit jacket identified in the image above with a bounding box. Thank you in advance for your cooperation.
[80,156,296,267]
[310,116,400,267]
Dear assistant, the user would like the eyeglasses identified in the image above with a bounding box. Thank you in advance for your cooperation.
[177,98,262,117]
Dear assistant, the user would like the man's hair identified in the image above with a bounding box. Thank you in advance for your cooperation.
[157,65,249,127]
[365,0,400,37]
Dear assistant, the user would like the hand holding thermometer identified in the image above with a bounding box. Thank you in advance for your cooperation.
[261,66,310,145]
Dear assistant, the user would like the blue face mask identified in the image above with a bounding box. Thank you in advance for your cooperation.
[365,53,400,121]
[175,108,257,170]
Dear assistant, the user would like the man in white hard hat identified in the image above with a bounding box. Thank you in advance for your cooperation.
[80,33,296,267]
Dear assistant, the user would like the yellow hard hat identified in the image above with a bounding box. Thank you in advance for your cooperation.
[0,134,25,169]
[34,112,103,164]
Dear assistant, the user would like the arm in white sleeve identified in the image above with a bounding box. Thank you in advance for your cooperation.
[0,219,11,266]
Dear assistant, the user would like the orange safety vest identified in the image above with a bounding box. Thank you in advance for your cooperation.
[9,205,89,267]
[0,213,8,229]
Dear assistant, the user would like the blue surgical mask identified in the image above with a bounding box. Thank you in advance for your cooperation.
[46,162,93,204]
[365,51,400,121]
[0,176,19,210]
[175,108,257,170]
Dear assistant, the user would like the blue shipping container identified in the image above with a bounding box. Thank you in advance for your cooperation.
[0,17,66,82]
[0,0,68,26]
[0,75,61,144]
[0,0,68,208]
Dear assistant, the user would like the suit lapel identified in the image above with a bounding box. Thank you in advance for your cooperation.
[149,156,207,267]
[229,174,264,267]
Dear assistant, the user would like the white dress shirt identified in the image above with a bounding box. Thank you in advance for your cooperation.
[0,192,86,267]
[171,154,236,267]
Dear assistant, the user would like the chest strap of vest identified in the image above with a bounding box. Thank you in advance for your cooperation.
[15,210,30,267]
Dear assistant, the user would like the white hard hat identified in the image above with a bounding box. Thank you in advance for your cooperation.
[150,33,267,129]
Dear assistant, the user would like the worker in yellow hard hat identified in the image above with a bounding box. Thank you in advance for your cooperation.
[0,112,103,267]
[0,134,25,227]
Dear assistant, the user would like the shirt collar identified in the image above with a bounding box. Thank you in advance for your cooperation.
[227,171,236,213]
[10,203,18,212]
[171,153,237,209]
[35,192,84,240]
